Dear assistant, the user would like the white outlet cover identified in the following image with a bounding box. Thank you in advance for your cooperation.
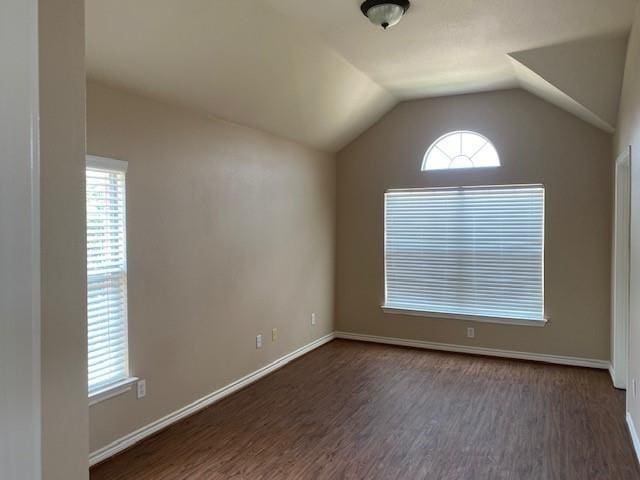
[137,379,146,399]
[467,327,475,338]
[272,328,278,341]
[311,313,316,326]
[256,334,263,349]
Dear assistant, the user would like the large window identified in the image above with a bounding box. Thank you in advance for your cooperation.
[384,185,545,323]
[86,156,130,395]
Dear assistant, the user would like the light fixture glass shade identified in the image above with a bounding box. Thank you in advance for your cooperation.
[366,3,405,29]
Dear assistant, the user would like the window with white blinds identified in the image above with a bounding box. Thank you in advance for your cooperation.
[86,157,129,395]
[384,185,545,322]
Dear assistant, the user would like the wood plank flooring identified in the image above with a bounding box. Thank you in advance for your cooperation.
[91,339,640,479]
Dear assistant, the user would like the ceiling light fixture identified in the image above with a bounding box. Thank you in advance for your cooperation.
[360,0,410,30]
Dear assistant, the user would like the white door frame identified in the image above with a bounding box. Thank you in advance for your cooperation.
[0,0,41,478]
[611,146,631,390]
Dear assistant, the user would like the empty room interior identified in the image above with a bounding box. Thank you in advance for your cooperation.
[5,0,640,478]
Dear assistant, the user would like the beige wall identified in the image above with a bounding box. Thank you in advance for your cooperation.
[336,89,612,360]
[616,3,640,439]
[86,82,336,452]
[39,0,89,478]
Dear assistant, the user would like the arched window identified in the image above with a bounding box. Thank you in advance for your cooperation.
[422,131,500,171]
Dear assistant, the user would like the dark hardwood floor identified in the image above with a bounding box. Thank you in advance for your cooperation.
[91,340,640,479]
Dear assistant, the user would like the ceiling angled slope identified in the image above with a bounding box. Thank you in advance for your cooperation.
[85,0,396,152]
[509,34,629,132]
[265,0,636,100]
[87,0,638,151]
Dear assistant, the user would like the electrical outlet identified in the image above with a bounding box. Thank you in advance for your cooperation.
[256,334,263,349]
[633,379,638,399]
[137,379,146,399]
[272,328,278,341]
[467,327,475,339]
[311,313,317,326]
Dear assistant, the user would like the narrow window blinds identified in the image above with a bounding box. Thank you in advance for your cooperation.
[86,159,129,394]
[384,185,544,322]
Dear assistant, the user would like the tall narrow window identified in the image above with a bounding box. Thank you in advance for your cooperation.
[86,156,129,395]
[384,185,545,323]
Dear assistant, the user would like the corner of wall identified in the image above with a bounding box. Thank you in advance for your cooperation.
[39,0,89,478]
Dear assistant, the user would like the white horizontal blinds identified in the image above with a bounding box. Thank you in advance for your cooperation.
[86,160,129,394]
[385,185,544,321]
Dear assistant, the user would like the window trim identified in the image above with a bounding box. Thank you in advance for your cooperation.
[88,376,139,406]
[383,184,546,325]
[86,155,133,400]
[380,306,548,327]
[87,154,128,173]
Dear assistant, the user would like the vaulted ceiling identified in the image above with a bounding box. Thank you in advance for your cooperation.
[86,0,638,152]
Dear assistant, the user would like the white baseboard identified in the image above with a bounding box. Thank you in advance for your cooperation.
[628,413,640,465]
[89,332,335,466]
[610,364,617,387]
[609,365,628,390]
[335,331,610,370]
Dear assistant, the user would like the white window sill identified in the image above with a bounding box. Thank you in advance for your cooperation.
[381,306,548,327]
[89,377,138,406]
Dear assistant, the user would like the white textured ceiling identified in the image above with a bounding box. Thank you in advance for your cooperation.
[509,34,629,132]
[85,0,395,152]
[86,0,638,152]
[266,0,637,99]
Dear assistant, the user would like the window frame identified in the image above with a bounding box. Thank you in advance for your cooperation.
[422,130,501,171]
[382,184,547,327]
[86,155,136,404]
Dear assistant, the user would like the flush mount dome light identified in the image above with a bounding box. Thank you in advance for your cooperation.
[361,0,410,30]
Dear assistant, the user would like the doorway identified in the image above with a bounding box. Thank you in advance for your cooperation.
[612,147,631,390]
